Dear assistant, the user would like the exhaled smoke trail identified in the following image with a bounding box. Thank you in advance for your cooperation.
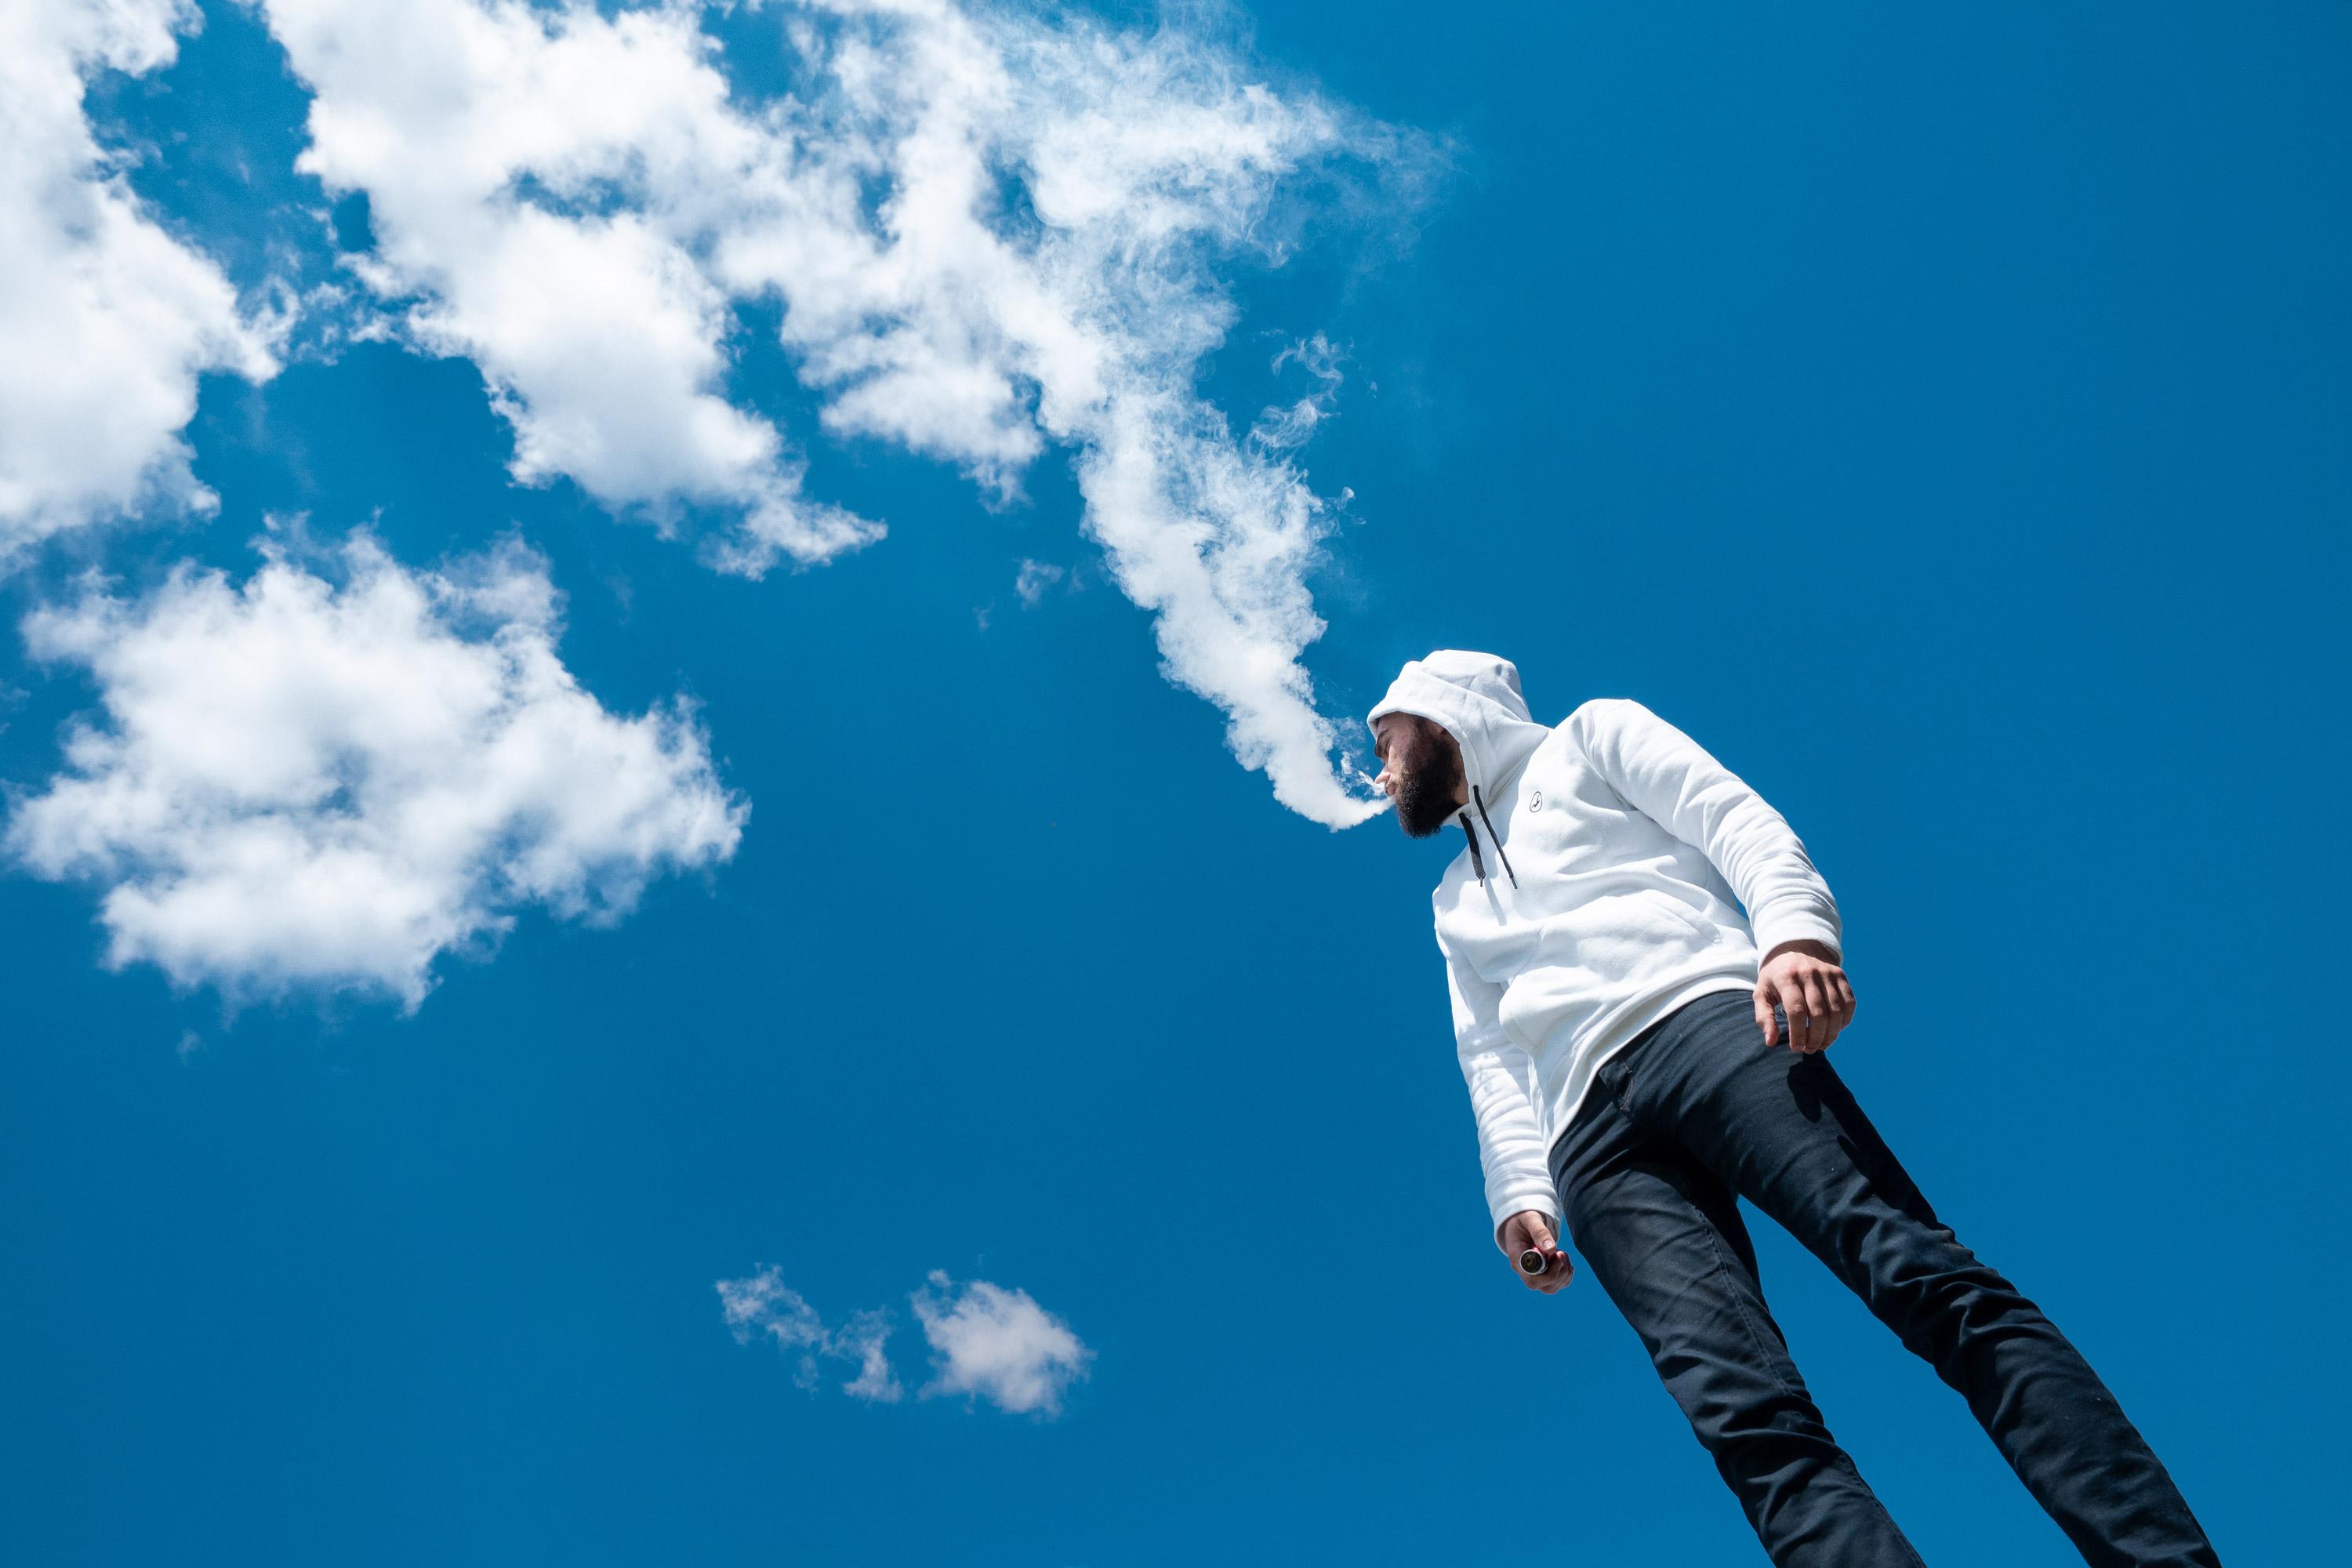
[734,0,1410,828]
[266,0,1421,827]
[1075,386,1386,828]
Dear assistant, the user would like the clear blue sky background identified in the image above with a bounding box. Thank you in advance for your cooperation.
[3,2,2345,1563]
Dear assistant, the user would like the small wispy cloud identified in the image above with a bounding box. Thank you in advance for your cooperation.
[831,1308,902,1405]
[717,1266,905,1403]
[717,1263,1091,1418]
[1012,558,1066,608]
[909,1269,1093,1418]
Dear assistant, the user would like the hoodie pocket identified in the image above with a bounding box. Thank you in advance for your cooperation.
[1665,904,1717,945]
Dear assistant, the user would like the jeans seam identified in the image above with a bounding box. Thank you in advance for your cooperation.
[1840,1448,1930,1568]
[1703,1220,1799,1404]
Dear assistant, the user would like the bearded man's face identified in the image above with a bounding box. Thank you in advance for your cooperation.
[1372,713,1465,839]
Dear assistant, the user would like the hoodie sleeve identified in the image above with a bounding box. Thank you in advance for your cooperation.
[1438,920,1566,1252]
[1566,698,1843,962]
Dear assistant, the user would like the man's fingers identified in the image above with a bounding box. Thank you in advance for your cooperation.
[1768,977,1805,1051]
[1759,959,1860,1054]
[1503,1211,1559,1264]
[1501,1211,1573,1293]
[1784,989,1813,1052]
[1523,1243,1573,1293]
[1802,972,1832,1051]
[1803,971,1830,1026]
[1824,972,1855,1048]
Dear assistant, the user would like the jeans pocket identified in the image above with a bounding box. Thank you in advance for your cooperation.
[1600,1057,1635,1116]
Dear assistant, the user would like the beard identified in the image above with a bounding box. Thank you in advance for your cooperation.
[1392,735,1465,840]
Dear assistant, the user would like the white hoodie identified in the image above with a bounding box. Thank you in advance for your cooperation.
[1369,651,1843,1251]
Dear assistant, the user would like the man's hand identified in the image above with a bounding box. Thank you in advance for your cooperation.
[1498,1210,1573,1294]
[1755,938,1856,1054]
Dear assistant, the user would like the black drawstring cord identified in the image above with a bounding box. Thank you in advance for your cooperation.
[1472,786,1518,888]
[1457,809,1488,885]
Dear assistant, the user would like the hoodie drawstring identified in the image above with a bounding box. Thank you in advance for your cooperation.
[1456,809,1488,885]
[1472,786,1518,888]
[1458,786,1518,890]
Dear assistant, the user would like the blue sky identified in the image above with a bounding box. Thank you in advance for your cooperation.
[1,2,2343,1563]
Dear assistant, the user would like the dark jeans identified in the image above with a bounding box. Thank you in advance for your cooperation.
[1547,988,2220,1567]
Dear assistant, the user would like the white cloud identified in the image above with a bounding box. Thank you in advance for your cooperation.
[0,0,279,560]
[831,1308,902,1405]
[717,1263,1089,1416]
[258,0,1408,827]
[717,1265,904,1403]
[7,532,746,1009]
[1012,557,1064,607]
[910,1268,1091,1417]
[263,0,880,572]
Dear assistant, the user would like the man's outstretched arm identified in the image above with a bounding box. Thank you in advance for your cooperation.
[1441,924,1573,1293]
[1566,698,1856,1053]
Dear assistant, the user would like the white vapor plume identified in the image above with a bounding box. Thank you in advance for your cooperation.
[260,0,1411,827]
[1252,335,1348,452]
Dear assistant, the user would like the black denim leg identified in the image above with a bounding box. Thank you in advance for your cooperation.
[1617,989,2222,1568]
[1552,1049,1928,1567]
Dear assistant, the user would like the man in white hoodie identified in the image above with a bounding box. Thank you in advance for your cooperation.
[1368,650,2219,1568]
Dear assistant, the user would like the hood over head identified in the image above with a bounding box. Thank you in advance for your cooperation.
[1368,649,1552,887]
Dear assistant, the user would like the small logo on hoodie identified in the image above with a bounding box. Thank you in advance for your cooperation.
[1530,790,1544,811]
